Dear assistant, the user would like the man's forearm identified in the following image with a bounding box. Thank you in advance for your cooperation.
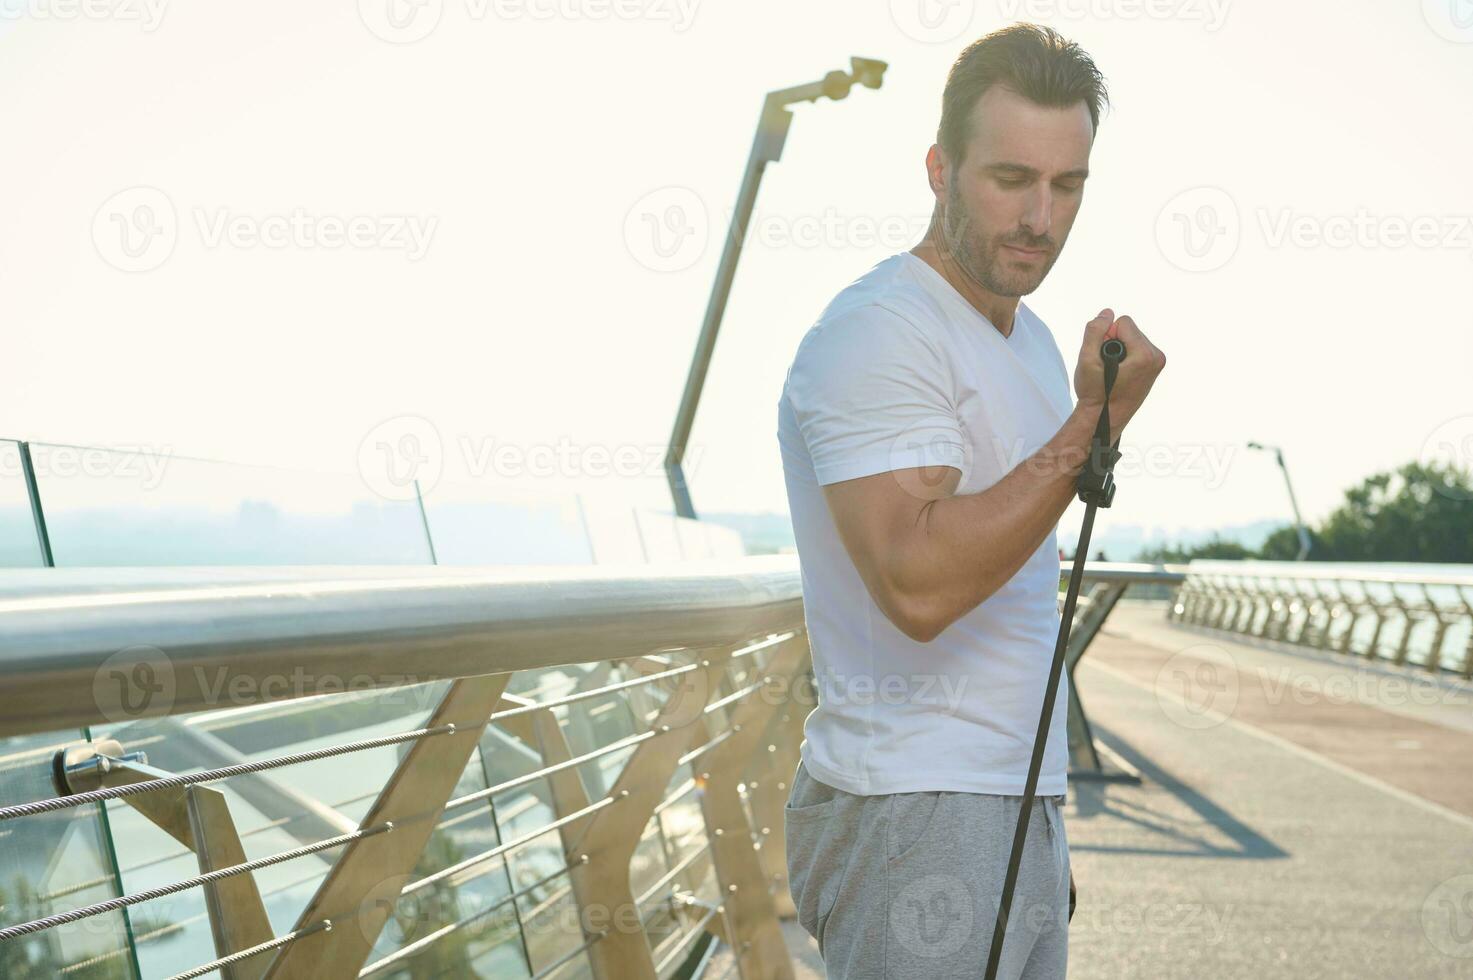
[892,403,1102,639]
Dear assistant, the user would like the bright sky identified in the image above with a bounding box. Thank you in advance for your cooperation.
[2,1,1470,546]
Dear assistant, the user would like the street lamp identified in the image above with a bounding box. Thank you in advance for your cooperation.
[664,57,889,520]
[1247,441,1311,560]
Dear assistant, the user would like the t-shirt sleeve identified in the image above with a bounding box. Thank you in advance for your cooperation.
[785,304,969,487]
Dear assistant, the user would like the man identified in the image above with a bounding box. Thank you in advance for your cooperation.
[775,23,1165,979]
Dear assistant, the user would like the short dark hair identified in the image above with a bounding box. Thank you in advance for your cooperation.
[938,23,1109,168]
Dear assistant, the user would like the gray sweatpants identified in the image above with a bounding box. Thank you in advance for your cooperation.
[784,760,1070,979]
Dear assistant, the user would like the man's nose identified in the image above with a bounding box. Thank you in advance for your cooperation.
[1021,185,1053,237]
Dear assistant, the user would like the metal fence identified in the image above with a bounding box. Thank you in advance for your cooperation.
[1169,560,1473,677]
[20,554,1440,976]
[0,559,808,979]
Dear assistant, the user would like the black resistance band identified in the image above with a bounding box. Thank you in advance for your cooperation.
[983,337,1127,980]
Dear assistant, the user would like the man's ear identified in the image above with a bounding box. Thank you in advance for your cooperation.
[925,144,948,202]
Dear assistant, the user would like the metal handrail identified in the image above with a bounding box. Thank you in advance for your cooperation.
[1184,558,1473,588]
[0,556,804,738]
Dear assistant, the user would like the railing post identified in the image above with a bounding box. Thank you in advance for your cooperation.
[563,649,732,979]
[746,684,809,920]
[263,674,512,979]
[691,635,809,980]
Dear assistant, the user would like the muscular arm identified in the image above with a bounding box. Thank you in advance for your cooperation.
[822,402,1102,643]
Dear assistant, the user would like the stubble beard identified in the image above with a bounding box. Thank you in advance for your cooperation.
[941,181,1057,299]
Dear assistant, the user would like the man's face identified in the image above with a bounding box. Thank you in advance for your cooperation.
[940,84,1095,297]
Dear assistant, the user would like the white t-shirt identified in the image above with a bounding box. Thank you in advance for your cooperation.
[776,250,1075,797]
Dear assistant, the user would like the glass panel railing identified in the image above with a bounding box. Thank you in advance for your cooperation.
[95,682,520,978]
[0,731,136,978]
[28,444,433,566]
[417,483,592,566]
[0,441,44,567]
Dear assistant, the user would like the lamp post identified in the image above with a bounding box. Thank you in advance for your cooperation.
[1247,441,1311,560]
[664,57,888,520]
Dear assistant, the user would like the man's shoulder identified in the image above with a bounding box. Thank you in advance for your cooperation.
[794,254,951,360]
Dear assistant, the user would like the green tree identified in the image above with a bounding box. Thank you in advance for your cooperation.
[1134,460,1473,564]
[1311,460,1473,562]
[1136,532,1256,563]
[1256,525,1321,561]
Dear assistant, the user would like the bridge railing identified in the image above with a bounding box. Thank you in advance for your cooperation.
[1169,559,1473,677]
[0,556,1204,978]
[0,558,809,980]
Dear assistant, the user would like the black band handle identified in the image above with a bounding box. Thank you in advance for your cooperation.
[984,338,1127,980]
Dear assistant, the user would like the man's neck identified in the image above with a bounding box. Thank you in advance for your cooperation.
[910,235,1020,339]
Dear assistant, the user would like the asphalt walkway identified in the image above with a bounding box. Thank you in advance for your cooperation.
[746,600,1473,978]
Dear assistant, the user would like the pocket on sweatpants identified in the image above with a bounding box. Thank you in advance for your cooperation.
[784,768,854,944]
[886,791,946,866]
